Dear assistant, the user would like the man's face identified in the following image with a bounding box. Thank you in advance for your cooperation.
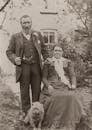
[21,17,32,32]
[53,48,63,59]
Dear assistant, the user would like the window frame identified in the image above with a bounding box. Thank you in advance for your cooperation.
[41,29,57,45]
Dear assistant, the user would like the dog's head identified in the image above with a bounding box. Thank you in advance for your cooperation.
[31,102,44,115]
[24,102,44,126]
[30,102,44,124]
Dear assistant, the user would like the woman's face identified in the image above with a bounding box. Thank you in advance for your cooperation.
[53,47,63,59]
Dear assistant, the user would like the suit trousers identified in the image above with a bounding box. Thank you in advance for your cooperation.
[19,62,41,113]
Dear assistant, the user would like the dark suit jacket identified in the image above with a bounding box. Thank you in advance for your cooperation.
[6,30,44,82]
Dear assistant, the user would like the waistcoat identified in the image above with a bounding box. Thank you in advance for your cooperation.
[22,34,39,64]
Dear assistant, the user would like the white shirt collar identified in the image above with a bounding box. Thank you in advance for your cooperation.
[22,32,31,40]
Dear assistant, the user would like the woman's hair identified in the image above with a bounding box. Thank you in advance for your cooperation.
[54,45,63,52]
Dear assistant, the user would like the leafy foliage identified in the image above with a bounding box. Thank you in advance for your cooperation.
[66,0,92,34]
[56,0,92,87]
[0,0,10,12]
[58,30,92,87]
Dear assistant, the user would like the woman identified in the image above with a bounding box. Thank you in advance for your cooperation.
[40,46,86,130]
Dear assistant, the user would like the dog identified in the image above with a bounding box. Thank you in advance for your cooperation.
[24,102,44,130]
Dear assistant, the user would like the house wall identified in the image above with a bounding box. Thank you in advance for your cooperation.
[0,0,59,74]
[8,0,58,32]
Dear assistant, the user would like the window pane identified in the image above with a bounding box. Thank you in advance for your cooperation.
[43,32,48,43]
[49,32,55,43]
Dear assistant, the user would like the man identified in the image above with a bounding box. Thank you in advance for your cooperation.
[6,15,44,116]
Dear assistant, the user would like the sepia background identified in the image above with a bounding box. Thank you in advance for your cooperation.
[0,0,92,130]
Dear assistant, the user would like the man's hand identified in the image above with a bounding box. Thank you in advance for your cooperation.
[15,57,21,65]
[48,85,54,94]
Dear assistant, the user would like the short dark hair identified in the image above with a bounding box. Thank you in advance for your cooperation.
[20,15,32,24]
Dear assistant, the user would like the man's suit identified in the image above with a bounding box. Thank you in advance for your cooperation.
[6,30,44,113]
[6,31,43,82]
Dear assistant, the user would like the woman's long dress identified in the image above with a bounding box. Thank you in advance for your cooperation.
[40,60,92,129]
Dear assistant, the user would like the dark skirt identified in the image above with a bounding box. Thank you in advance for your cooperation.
[40,86,91,129]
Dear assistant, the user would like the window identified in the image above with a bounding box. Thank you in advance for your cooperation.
[43,31,55,44]
[49,32,55,43]
[43,32,48,43]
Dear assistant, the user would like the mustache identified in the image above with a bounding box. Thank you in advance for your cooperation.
[25,27,30,29]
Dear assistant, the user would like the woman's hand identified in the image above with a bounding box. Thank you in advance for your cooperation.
[68,84,76,90]
[48,85,54,94]
[71,84,76,89]
[67,83,72,89]
[46,58,54,66]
